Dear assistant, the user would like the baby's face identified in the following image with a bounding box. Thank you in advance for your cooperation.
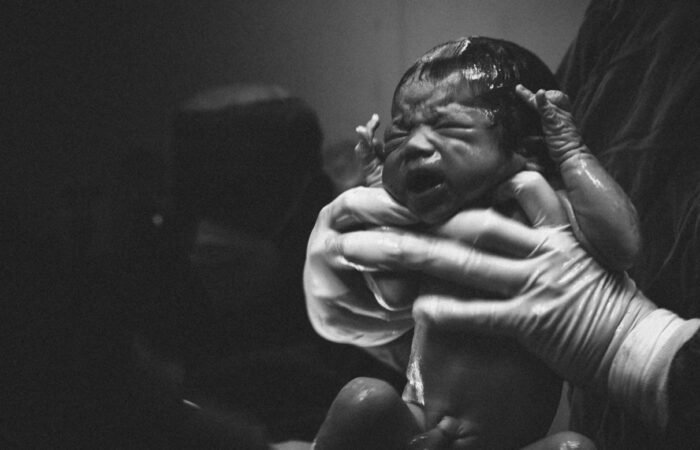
[383,73,525,224]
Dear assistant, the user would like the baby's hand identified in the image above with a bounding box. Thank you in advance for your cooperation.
[515,84,640,271]
[355,115,420,310]
[514,84,583,164]
[355,114,384,187]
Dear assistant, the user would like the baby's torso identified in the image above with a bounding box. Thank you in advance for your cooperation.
[400,203,562,448]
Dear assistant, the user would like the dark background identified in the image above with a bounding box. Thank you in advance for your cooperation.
[4,1,585,253]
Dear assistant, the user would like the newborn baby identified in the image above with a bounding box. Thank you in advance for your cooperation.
[313,36,638,449]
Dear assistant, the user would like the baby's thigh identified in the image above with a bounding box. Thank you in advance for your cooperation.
[314,377,421,450]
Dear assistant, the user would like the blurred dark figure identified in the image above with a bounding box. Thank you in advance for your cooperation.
[170,84,324,353]
[140,84,403,442]
[3,83,403,448]
[2,191,270,449]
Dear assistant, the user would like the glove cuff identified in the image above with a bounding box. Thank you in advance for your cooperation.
[608,309,700,429]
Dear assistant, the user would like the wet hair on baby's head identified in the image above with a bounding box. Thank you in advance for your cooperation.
[394,36,559,174]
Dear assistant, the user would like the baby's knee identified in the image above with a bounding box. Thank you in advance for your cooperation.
[324,377,408,428]
[314,377,420,450]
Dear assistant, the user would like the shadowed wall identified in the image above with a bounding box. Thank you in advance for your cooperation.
[4,0,586,247]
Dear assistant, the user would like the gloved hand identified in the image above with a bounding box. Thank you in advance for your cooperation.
[303,185,419,347]
[331,170,700,429]
[515,84,640,270]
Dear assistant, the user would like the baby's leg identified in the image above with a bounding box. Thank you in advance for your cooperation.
[313,377,421,450]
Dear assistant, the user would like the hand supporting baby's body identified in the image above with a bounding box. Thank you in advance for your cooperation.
[319,87,637,449]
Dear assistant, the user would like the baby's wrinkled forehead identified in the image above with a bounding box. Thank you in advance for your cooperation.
[391,73,495,126]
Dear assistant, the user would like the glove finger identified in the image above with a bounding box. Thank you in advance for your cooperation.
[305,289,415,344]
[333,228,534,296]
[324,297,415,329]
[327,186,418,231]
[494,171,569,228]
[333,286,414,321]
[412,292,519,336]
[433,208,551,257]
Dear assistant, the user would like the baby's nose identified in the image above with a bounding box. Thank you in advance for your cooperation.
[404,128,435,160]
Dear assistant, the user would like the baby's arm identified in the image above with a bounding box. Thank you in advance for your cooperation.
[516,85,641,270]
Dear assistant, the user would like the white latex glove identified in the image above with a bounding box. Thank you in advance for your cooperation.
[331,170,700,429]
[303,186,419,346]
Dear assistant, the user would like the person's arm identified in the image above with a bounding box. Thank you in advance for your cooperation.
[328,170,700,433]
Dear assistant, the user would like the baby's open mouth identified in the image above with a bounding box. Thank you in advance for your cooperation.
[406,167,445,193]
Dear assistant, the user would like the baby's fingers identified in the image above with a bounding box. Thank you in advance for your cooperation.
[413,292,519,336]
[515,84,539,110]
[355,114,383,187]
[366,113,380,138]
[355,113,380,145]
[515,84,571,113]
[334,228,535,295]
